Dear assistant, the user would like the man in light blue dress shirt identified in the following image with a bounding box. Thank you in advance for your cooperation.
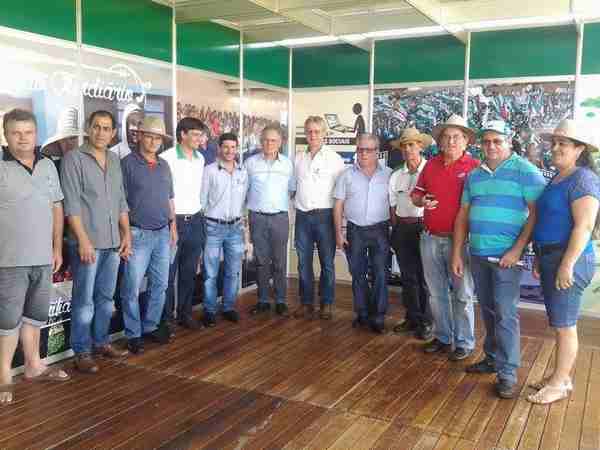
[200,133,249,327]
[245,125,295,316]
[334,133,392,334]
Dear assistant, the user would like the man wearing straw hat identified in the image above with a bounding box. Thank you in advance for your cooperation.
[452,120,545,399]
[411,114,479,361]
[119,116,177,354]
[389,127,433,340]
[41,106,84,161]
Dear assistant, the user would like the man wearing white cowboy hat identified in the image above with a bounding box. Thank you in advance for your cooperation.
[389,127,433,340]
[41,106,84,159]
[411,114,480,361]
[119,116,177,354]
[452,120,546,399]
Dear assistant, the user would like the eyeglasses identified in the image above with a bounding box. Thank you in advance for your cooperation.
[441,134,465,143]
[356,147,377,154]
[482,138,506,146]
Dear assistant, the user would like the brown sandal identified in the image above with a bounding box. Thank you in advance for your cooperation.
[529,377,573,391]
[24,367,71,383]
[527,383,571,404]
[0,383,15,405]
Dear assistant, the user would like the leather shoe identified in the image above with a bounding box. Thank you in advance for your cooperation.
[222,310,239,323]
[203,312,217,327]
[423,338,452,354]
[275,303,289,317]
[496,379,517,399]
[393,319,417,334]
[144,325,171,345]
[319,304,333,320]
[75,353,99,374]
[370,321,385,334]
[179,316,202,330]
[466,358,496,374]
[293,304,314,320]
[449,347,473,361]
[415,325,433,341]
[93,344,129,359]
[250,302,271,315]
[127,338,145,355]
[352,316,369,329]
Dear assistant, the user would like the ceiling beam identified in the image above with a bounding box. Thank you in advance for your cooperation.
[402,0,467,43]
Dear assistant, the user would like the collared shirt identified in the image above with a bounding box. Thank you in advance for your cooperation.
[121,151,174,230]
[0,147,63,267]
[413,153,479,234]
[245,152,295,213]
[389,158,426,218]
[334,163,392,226]
[61,143,129,249]
[201,160,248,221]
[160,144,205,215]
[295,146,346,211]
[462,153,546,257]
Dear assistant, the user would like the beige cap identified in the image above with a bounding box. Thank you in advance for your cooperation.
[540,119,598,152]
[390,127,433,150]
[138,116,171,139]
[432,114,476,145]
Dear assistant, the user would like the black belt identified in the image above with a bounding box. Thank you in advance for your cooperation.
[299,208,332,215]
[206,217,241,225]
[131,224,168,231]
[395,217,423,225]
[177,212,202,222]
[349,220,389,230]
[252,211,286,216]
[534,242,566,256]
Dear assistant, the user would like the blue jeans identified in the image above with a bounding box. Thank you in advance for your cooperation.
[164,213,205,322]
[345,221,389,325]
[120,226,170,339]
[203,221,244,314]
[294,209,336,306]
[420,232,475,350]
[471,255,522,384]
[69,246,120,354]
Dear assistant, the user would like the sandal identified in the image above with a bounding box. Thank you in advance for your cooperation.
[529,377,573,391]
[527,383,571,404]
[24,367,71,383]
[0,383,15,405]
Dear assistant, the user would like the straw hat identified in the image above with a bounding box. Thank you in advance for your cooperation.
[41,106,85,150]
[432,114,476,145]
[540,119,598,152]
[390,127,433,150]
[138,116,171,139]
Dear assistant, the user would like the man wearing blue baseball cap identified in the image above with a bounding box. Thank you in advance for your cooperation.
[451,120,546,399]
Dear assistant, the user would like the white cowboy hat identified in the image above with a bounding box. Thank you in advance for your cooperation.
[432,114,476,145]
[540,119,598,152]
[390,127,433,150]
[41,106,85,150]
[138,116,171,139]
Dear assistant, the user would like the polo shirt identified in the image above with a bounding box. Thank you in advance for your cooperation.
[462,154,546,257]
[334,164,391,226]
[61,143,129,249]
[160,145,204,215]
[121,151,174,230]
[0,147,63,267]
[200,160,248,221]
[245,152,295,214]
[389,158,426,218]
[413,153,479,234]
[295,146,346,212]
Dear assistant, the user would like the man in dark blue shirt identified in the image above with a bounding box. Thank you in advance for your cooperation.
[198,122,218,165]
[120,117,177,354]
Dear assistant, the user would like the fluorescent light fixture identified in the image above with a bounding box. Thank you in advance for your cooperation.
[463,15,574,31]
[365,25,445,38]
[340,34,368,42]
[279,36,339,46]
[245,42,280,49]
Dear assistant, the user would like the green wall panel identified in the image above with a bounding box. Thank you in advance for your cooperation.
[292,44,369,88]
[244,46,288,88]
[83,0,172,62]
[0,1,76,41]
[375,36,465,84]
[583,22,600,75]
[178,22,239,78]
[470,26,576,79]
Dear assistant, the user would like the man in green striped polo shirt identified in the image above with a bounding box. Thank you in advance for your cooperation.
[451,120,546,399]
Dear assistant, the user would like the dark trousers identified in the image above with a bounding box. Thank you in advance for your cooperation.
[294,209,336,306]
[163,213,205,322]
[249,211,289,304]
[391,221,431,327]
[345,221,389,325]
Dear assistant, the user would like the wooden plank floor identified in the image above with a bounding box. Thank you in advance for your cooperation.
[2,281,600,450]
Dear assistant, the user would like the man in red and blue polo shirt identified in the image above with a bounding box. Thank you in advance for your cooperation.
[411,114,479,361]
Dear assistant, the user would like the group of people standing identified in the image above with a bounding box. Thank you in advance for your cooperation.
[0,106,598,409]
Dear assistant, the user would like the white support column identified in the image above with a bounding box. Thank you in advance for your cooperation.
[286,47,293,279]
[574,22,584,118]
[463,31,471,119]
[76,0,84,145]
[172,6,178,137]
[368,39,375,133]
[239,31,244,147]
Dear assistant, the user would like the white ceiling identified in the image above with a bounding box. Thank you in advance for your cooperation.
[158,0,600,47]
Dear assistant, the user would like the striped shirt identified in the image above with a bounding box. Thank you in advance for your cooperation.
[462,153,546,257]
